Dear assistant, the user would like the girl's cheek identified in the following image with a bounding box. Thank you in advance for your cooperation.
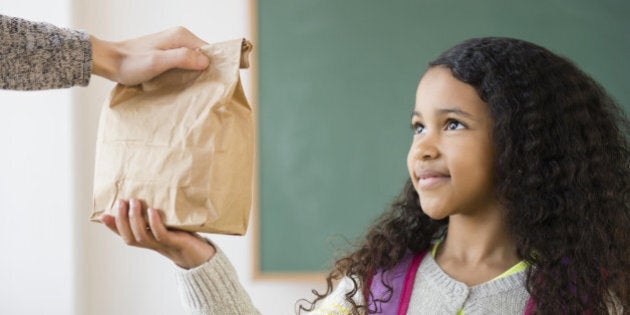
[406,150,415,178]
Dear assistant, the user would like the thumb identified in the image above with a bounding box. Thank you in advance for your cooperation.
[100,214,120,235]
[154,47,209,73]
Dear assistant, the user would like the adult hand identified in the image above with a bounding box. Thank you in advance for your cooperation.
[91,27,210,86]
[100,199,216,269]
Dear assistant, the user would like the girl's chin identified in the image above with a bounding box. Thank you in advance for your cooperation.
[420,207,450,220]
[419,196,451,220]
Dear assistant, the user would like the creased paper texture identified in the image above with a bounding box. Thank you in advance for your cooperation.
[91,39,254,235]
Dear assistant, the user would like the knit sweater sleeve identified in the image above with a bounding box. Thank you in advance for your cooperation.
[174,244,365,315]
[174,246,261,315]
[0,14,91,90]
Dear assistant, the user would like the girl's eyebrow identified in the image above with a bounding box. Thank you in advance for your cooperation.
[438,107,476,120]
[411,107,476,120]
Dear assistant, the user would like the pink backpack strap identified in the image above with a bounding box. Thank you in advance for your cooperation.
[366,250,427,314]
[523,298,535,315]
[396,252,425,315]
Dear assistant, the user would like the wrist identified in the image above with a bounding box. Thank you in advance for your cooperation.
[90,35,122,81]
[171,240,216,270]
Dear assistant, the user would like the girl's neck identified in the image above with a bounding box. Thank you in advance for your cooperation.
[441,215,517,263]
[434,205,520,285]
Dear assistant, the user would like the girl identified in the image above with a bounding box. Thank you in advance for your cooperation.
[102,37,629,314]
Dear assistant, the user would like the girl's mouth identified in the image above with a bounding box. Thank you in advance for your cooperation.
[416,170,450,189]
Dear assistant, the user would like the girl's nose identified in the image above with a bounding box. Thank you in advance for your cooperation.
[412,134,439,160]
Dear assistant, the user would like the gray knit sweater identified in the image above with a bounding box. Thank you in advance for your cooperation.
[0,14,91,90]
[407,253,529,314]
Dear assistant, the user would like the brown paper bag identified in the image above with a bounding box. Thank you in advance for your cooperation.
[91,38,254,235]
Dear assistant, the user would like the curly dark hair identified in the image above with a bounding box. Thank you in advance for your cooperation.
[298,37,629,314]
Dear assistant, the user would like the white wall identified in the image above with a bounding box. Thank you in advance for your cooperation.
[1,1,320,314]
[0,2,74,314]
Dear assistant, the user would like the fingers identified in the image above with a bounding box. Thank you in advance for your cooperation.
[100,214,119,235]
[132,26,209,72]
[153,47,209,74]
[103,26,210,85]
[113,199,156,248]
[102,199,214,269]
[146,27,209,73]
[106,199,173,250]
[158,26,208,50]
[147,207,170,243]
[128,199,154,244]
[115,199,138,246]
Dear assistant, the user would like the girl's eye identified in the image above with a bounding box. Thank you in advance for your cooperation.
[445,119,465,130]
[411,122,425,135]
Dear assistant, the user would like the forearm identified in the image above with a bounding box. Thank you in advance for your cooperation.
[0,14,91,90]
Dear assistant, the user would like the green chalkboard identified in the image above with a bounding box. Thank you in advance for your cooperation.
[257,0,630,274]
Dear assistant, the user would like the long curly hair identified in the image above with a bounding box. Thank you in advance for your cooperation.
[299,37,630,314]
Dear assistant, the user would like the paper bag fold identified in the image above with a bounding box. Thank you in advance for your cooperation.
[91,38,254,235]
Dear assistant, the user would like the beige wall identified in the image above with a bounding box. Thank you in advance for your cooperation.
[0,1,319,314]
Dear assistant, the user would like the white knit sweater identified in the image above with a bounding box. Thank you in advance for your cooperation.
[175,246,261,315]
[174,245,531,314]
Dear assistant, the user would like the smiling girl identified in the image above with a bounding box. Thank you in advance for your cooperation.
[102,37,629,314]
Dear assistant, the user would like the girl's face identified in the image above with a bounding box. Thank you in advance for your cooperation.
[407,67,498,219]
